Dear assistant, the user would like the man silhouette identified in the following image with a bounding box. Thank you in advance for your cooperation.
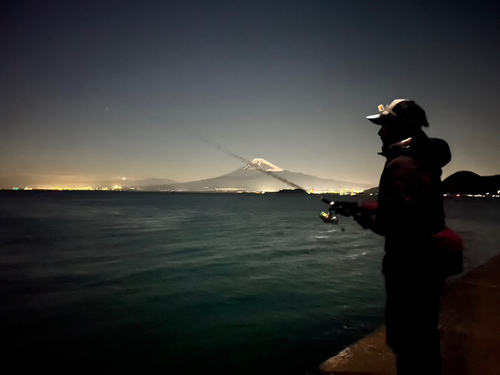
[354,99,455,375]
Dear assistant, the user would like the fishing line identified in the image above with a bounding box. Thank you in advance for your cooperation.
[140,116,352,232]
[148,115,348,229]
[151,117,313,193]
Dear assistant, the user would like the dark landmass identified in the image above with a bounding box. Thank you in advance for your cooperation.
[273,189,309,195]
[359,171,500,196]
[442,171,500,194]
[359,186,379,195]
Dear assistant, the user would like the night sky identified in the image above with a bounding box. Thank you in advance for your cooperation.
[2,0,500,188]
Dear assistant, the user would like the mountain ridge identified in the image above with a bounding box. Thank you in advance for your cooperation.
[145,158,371,192]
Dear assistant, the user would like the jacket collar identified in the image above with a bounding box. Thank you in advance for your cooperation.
[378,137,413,158]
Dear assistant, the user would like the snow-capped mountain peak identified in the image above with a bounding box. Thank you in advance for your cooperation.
[243,158,284,172]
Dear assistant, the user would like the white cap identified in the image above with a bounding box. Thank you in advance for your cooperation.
[366,99,407,124]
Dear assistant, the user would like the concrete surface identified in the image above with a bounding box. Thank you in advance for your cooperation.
[319,254,500,375]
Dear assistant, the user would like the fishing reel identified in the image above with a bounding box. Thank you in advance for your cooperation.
[319,199,359,225]
[320,210,339,224]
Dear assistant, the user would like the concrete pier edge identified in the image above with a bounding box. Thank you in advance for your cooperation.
[318,254,500,375]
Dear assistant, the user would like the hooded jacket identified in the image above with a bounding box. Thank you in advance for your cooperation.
[359,133,452,271]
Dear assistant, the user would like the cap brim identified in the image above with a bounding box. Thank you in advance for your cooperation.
[366,114,388,125]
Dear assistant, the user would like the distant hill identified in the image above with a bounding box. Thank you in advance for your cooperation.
[95,178,177,190]
[359,186,379,195]
[360,171,500,196]
[128,178,178,188]
[145,158,372,192]
[442,171,500,194]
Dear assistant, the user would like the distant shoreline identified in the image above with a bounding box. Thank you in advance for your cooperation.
[1,189,499,199]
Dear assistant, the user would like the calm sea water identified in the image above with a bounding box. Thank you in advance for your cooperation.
[1,192,498,374]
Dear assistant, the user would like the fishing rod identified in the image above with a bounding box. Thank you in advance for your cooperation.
[152,116,359,226]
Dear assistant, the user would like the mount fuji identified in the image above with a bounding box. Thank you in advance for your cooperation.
[243,158,283,172]
[145,158,372,192]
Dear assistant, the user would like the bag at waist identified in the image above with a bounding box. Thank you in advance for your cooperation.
[432,227,464,277]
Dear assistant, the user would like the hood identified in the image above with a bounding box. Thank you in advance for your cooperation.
[424,138,452,168]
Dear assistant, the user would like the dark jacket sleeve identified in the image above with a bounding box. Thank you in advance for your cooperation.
[361,156,432,238]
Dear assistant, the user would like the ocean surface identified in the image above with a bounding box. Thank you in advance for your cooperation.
[1,191,499,374]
